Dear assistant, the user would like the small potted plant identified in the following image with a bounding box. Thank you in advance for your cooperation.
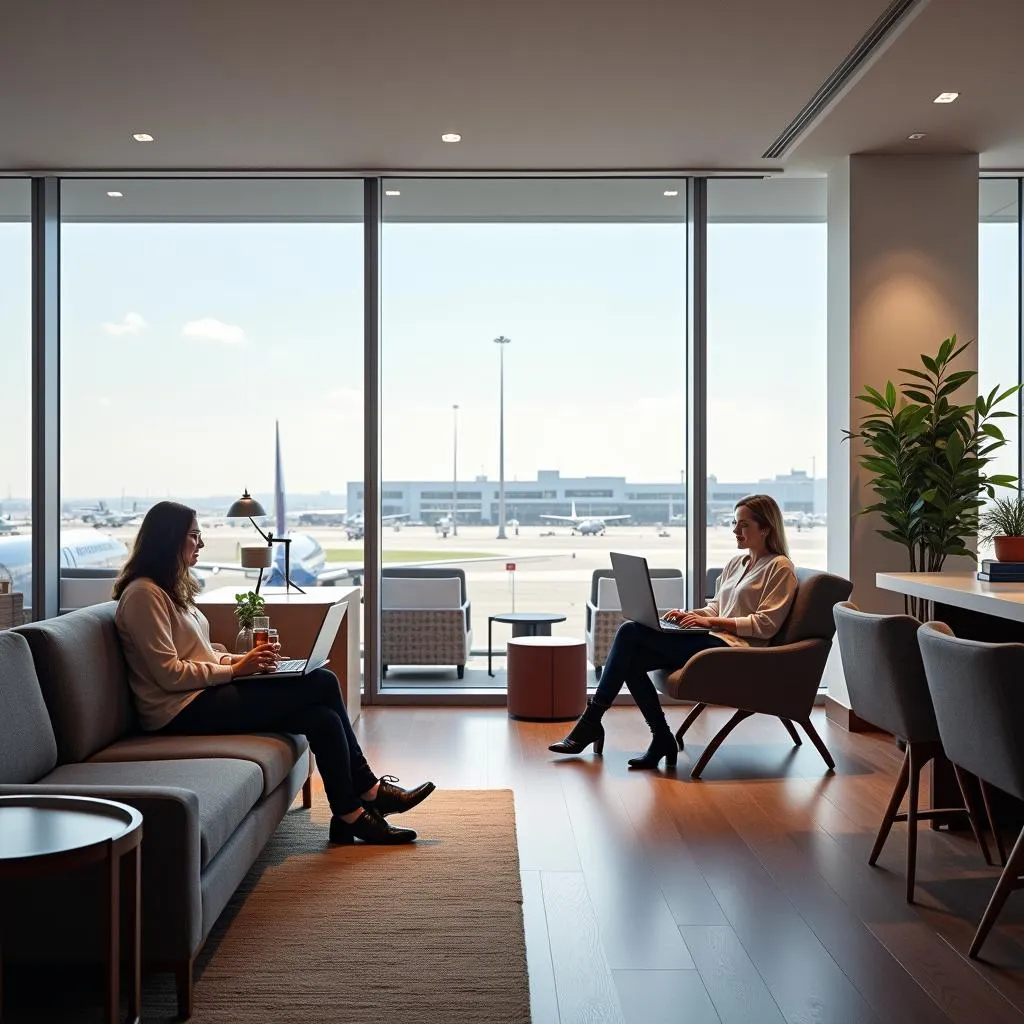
[980,495,1024,562]
[234,591,266,652]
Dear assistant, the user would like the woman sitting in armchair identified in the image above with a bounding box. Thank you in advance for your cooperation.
[549,493,798,769]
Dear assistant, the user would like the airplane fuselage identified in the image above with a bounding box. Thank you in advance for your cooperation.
[0,529,128,604]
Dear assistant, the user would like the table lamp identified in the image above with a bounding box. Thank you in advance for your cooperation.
[226,489,305,594]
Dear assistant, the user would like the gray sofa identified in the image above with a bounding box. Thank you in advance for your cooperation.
[0,601,312,1019]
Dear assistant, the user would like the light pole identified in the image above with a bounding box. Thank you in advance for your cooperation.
[452,403,459,537]
[493,335,512,539]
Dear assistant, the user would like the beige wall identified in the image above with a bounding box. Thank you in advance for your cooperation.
[825,154,980,704]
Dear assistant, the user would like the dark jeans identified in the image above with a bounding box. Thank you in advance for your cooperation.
[594,621,728,725]
[162,667,374,816]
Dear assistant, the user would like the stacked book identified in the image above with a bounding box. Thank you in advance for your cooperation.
[977,560,1024,582]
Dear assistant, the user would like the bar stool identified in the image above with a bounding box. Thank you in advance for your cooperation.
[834,602,992,903]
[918,621,1024,957]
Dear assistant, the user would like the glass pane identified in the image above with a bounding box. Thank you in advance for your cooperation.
[0,180,32,621]
[379,178,688,690]
[978,178,1020,562]
[706,178,828,578]
[60,179,363,609]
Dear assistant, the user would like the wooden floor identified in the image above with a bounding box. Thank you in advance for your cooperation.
[352,705,1024,1024]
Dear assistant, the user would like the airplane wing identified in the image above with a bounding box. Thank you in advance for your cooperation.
[381,513,411,522]
[539,514,579,523]
[599,515,632,522]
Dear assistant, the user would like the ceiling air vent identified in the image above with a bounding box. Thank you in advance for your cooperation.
[762,0,928,160]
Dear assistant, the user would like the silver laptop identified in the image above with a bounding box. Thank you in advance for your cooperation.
[264,601,346,678]
[610,552,710,634]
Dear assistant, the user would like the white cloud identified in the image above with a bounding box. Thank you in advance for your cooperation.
[97,396,111,407]
[182,317,245,345]
[102,311,146,336]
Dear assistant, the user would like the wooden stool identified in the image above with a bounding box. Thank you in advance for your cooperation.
[507,636,587,721]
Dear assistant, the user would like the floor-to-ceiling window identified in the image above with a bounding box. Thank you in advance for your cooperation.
[59,178,363,602]
[0,180,32,616]
[978,178,1021,560]
[376,178,688,690]
[705,178,828,575]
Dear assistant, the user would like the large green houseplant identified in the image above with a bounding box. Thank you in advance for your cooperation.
[845,336,1020,617]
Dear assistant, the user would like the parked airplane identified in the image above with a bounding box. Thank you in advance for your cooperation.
[343,511,410,541]
[0,529,129,601]
[71,500,144,528]
[540,501,630,536]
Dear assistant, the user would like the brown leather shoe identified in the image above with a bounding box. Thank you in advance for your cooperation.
[367,775,436,816]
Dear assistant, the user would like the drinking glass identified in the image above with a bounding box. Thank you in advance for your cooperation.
[253,616,270,647]
[267,628,281,654]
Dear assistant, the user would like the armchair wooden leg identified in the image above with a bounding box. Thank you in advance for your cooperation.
[675,702,707,749]
[953,765,994,866]
[690,709,752,779]
[779,718,802,746]
[905,741,924,903]
[979,779,1007,866]
[302,775,313,809]
[798,718,835,772]
[969,825,1024,958]
[174,957,194,1021]
[869,748,910,866]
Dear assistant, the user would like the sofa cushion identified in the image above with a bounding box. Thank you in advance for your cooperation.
[14,602,133,763]
[88,732,308,799]
[39,757,263,868]
[381,576,462,610]
[0,631,58,784]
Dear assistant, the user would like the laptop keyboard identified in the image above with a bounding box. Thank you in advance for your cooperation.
[276,659,306,672]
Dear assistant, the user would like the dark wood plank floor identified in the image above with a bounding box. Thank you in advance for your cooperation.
[354,705,1024,1024]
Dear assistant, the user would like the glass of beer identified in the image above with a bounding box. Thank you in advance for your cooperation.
[253,616,271,648]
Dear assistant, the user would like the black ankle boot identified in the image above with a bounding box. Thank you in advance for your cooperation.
[366,775,436,816]
[627,730,678,770]
[549,699,606,755]
[329,806,417,845]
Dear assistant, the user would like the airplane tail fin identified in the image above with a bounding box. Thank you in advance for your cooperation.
[570,500,577,519]
[274,420,286,538]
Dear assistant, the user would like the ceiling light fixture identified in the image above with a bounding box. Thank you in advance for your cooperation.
[106,190,124,198]
[441,132,462,143]
[385,189,401,196]
[907,132,927,141]
[933,92,959,104]
[131,132,154,142]
[663,189,679,197]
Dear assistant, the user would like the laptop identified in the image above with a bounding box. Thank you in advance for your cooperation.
[610,551,711,634]
[262,601,346,678]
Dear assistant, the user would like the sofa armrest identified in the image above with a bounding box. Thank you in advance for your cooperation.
[0,783,203,960]
[462,599,471,633]
[586,600,597,634]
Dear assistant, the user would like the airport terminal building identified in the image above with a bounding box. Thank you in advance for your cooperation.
[346,468,825,526]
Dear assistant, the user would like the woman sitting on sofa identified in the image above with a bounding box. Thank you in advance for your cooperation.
[549,493,798,769]
[113,500,434,846]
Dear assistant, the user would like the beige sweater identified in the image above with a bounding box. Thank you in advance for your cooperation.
[115,577,234,731]
[695,553,798,647]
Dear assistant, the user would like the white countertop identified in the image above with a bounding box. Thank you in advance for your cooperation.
[876,572,1024,623]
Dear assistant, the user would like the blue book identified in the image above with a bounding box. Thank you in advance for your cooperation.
[981,559,1024,573]
[977,571,1024,582]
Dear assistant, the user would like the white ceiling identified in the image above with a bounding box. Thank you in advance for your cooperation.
[0,0,1021,175]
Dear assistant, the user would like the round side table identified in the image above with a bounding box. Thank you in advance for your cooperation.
[0,794,144,1024]
[507,635,587,721]
[487,612,568,676]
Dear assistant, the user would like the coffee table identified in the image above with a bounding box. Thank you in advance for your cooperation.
[0,794,144,1024]
[488,611,567,676]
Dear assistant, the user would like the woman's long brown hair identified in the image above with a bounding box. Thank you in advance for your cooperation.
[113,501,201,609]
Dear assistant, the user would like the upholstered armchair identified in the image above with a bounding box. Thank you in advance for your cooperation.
[586,569,684,679]
[648,567,853,778]
[380,570,472,679]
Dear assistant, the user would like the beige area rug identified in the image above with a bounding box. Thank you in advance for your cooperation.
[5,790,531,1024]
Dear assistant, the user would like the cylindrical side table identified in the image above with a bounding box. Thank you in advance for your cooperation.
[507,635,587,721]
[0,794,144,1024]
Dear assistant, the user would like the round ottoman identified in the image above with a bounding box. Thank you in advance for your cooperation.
[507,635,587,721]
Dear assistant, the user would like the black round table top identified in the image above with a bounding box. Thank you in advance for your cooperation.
[0,794,142,866]
[490,611,567,624]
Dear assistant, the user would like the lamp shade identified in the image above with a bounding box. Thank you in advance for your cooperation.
[240,546,273,570]
[226,489,267,518]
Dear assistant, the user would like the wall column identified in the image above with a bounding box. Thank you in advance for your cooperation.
[825,154,979,713]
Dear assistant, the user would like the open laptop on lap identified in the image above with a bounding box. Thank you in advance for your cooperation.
[610,551,711,634]
[263,601,346,678]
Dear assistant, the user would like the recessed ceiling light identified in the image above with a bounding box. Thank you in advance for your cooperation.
[106,190,124,198]
[933,92,959,104]
[131,132,154,142]
[663,189,679,197]
[441,133,462,143]
[385,189,401,196]
[907,132,927,141]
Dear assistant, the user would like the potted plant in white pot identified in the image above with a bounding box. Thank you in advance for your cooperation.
[845,335,1021,618]
[234,591,266,652]
[980,494,1024,563]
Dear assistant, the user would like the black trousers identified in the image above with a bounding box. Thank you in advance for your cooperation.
[162,668,375,816]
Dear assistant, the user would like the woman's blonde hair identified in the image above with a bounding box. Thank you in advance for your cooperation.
[113,501,201,610]
[734,493,790,559]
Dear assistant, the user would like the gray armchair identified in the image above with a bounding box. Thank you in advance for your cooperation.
[649,567,852,779]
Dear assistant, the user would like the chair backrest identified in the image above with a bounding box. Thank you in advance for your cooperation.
[771,567,852,646]
[0,631,58,784]
[917,621,1024,801]
[382,566,467,605]
[381,576,463,610]
[595,575,685,612]
[60,575,116,612]
[590,566,681,605]
[833,601,939,742]
[705,567,724,603]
